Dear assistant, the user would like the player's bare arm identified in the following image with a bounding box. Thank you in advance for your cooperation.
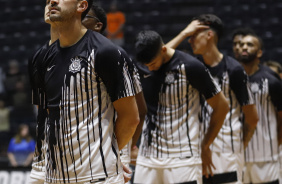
[202,92,229,178]
[113,96,140,150]
[242,104,259,149]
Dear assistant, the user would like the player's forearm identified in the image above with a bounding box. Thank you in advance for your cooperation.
[165,32,188,49]
[243,123,256,149]
[203,92,229,149]
[131,122,143,149]
[202,107,227,149]
[242,104,259,149]
[131,92,147,148]
[115,116,139,150]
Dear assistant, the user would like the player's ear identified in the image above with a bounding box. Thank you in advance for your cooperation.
[78,0,88,14]
[94,22,103,32]
[161,45,167,53]
[257,49,263,58]
[207,30,214,39]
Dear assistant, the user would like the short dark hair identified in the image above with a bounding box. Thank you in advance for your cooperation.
[135,30,163,64]
[81,0,94,20]
[231,27,255,40]
[91,3,107,33]
[192,14,224,40]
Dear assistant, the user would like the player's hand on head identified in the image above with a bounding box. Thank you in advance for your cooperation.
[182,20,209,37]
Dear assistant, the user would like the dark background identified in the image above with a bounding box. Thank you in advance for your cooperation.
[0,0,281,166]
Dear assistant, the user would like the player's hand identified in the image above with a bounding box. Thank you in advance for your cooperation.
[122,163,132,183]
[201,146,216,178]
[181,20,209,37]
[130,146,139,165]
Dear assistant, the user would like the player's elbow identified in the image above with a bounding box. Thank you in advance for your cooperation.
[128,114,140,130]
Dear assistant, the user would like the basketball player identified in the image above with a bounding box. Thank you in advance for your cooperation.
[41,0,139,183]
[239,33,282,184]
[28,4,59,184]
[166,14,258,183]
[231,28,255,61]
[82,4,147,183]
[134,30,229,184]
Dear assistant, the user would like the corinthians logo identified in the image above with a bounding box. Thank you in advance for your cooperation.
[69,57,82,73]
[165,72,175,84]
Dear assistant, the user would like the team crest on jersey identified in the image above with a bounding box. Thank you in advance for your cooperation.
[250,82,259,93]
[165,72,175,84]
[69,57,82,73]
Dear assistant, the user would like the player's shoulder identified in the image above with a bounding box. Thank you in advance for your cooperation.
[88,30,115,47]
[225,55,243,69]
[175,50,203,68]
[260,65,281,81]
[30,41,50,63]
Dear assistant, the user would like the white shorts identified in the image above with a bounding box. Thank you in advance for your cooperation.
[44,173,124,184]
[134,163,202,184]
[29,176,45,184]
[29,169,45,184]
[203,152,244,184]
[279,150,282,184]
[243,161,279,183]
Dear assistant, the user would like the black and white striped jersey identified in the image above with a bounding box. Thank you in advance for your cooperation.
[28,41,49,176]
[137,50,220,158]
[200,56,254,154]
[116,47,143,164]
[245,65,282,162]
[42,30,136,183]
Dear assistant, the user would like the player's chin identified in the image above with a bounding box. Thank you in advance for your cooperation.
[45,19,52,24]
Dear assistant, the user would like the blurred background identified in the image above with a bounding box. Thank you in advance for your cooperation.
[0,0,281,169]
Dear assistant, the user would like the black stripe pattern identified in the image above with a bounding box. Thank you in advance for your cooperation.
[43,36,136,183]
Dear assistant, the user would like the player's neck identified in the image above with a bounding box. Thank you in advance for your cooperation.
[49,26,59,45]
[241,59,260,76]
[57,20,87,48]
[202,45,223,67]
[164,47,175,64]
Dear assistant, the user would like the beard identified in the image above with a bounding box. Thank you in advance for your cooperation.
[239,52,257,64]
[49,5,76,22]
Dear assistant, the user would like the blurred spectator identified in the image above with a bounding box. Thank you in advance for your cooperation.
[4,59,28,106]
[106,2,126,47]
[264,60,282,79]
[0,99,10,156]
[0,67,5,95]
[0,99,10,133]
[7,124,35,167]
[12,80,28,106]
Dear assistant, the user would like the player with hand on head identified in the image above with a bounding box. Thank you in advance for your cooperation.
[166,14,258,183]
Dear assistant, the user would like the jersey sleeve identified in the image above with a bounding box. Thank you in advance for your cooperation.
[229,65,254,106]
[269,76,282,111]
[28,52,41,105]
[95,46,136,102]
[129,60,143,94]
[186,61,221,99]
